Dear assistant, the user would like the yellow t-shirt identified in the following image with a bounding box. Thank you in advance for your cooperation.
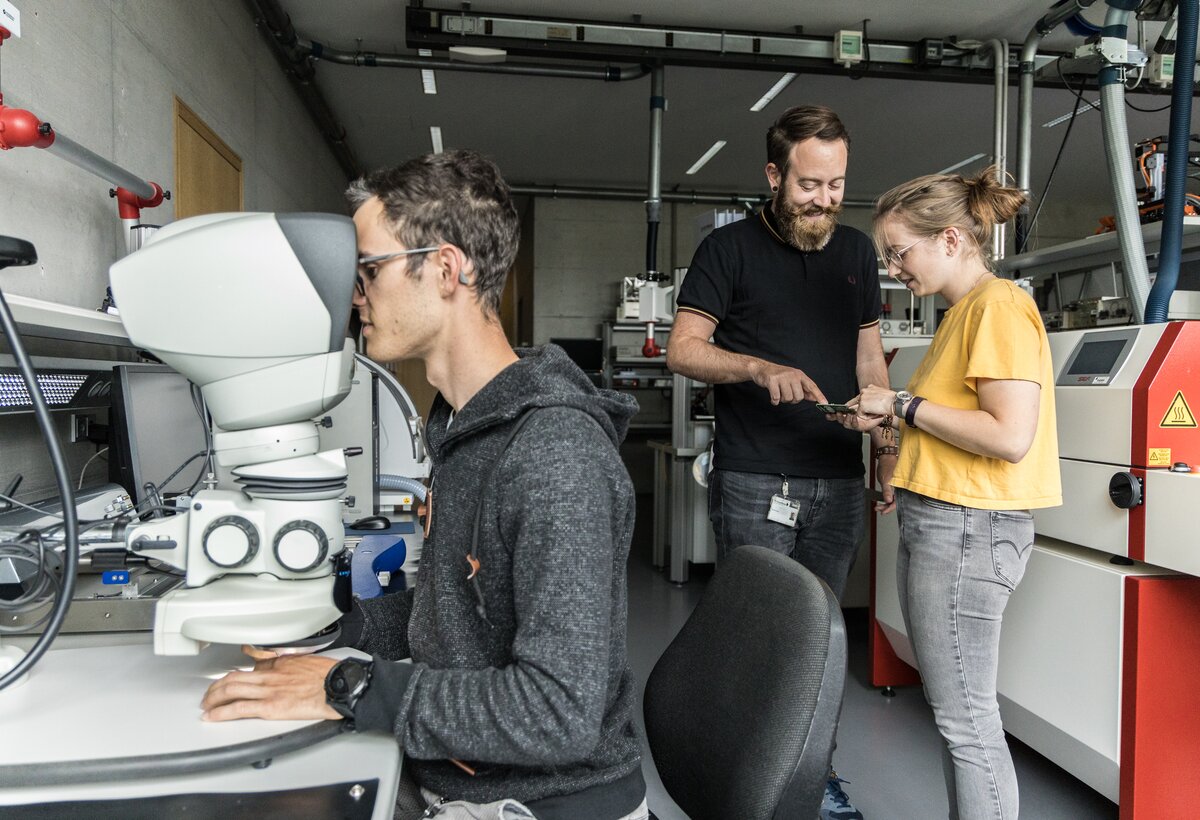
[892,278,1062,510]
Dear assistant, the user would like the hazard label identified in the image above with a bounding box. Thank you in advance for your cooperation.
[1160,391,1198,428]
[1149,448,1172,467]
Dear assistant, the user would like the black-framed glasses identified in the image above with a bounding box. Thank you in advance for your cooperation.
[882,236,930,269]
[355,246,439,294]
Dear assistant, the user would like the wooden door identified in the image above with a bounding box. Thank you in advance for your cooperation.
[174,98,242,218]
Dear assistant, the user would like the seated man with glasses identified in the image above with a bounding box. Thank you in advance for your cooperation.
[202,149,649,820]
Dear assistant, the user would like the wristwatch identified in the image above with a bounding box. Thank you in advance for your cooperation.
[324,657,373,720]
[893,390,913,419]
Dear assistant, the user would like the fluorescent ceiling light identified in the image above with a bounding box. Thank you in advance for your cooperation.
[430,126,443,154]
[448,45,507,63]
[687,140,727,175]
[935,153,987,174]
[1042,99,1101,128]
[750,73,798,112]
[419,48,436,95]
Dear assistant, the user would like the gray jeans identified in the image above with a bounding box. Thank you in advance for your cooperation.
[896,488,1034,820]
[708,468,866,601]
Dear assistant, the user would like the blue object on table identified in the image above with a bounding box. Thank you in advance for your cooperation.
[350,535,407,599]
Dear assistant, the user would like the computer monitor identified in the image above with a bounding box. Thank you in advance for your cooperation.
[550,337,603,373]
[108,366,210,506]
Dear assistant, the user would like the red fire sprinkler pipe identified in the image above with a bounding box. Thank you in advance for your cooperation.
[642,320,662,358]
[0,51,168,253]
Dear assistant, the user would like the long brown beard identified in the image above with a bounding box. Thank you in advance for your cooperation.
[774,191,842,252]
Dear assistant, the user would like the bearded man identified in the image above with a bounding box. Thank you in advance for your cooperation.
[666,104,892,820]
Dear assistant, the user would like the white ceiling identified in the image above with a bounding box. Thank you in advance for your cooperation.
[275,0,1193,230]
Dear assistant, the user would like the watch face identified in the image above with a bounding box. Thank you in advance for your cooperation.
[327,659,370,704]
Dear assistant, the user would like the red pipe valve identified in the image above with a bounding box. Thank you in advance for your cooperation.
[0,96,55,150]
[111,183,167,220]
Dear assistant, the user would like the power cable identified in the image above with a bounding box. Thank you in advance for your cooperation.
[1020,66,1089,252]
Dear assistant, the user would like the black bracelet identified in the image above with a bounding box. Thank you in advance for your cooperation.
[905,396,925,429]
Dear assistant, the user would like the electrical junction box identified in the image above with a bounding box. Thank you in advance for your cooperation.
[1150,52,1174,87]
[835,30,864,67]
[917,38,944,66]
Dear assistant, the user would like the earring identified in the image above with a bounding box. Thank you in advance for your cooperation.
[771,186,778,192]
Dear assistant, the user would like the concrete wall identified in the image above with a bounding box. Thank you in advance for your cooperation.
[0,0,348,503]
[530,198,756,344]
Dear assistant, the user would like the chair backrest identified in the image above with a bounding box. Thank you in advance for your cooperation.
[643,544,847,820]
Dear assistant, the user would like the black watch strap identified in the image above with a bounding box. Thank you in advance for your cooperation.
[905,396,925,429]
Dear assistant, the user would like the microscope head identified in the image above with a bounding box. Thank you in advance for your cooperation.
[109,213,358,430]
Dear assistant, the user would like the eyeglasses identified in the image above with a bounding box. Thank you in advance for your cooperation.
[882,236,930,269]
[355,246,439,294]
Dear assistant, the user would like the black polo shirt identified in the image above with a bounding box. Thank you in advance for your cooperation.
[677,207,881,478]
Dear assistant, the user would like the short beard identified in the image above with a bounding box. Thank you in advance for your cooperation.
[773,191,842,252]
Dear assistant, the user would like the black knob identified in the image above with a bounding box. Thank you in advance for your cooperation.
[1108,472,1143,509]
[1171,462,1191,473]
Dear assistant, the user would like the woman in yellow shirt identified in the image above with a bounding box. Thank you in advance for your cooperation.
[844,168,1061,820]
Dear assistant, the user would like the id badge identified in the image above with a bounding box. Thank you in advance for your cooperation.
[768,493,800,528]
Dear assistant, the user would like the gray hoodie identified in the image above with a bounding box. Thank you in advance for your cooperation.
[346,344,645,817]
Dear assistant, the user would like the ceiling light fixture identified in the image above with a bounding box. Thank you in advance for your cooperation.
[430,126,443,154]
[448,45,507,63]
[750,73,798,112]
[687,140,727,175]
[935,153,987,174]
[419,48,437,95]
[1042,99,1101,128]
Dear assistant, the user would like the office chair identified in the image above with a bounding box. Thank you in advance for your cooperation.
[643,544,847,820]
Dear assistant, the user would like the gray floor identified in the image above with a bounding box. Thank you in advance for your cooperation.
[625,505,1119,820]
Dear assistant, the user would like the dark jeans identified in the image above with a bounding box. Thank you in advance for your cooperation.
[708,468,866,602]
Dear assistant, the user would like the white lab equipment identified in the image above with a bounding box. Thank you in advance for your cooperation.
[108,212,358,655]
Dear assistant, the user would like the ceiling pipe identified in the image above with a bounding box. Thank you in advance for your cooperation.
[646,66,665,280]
[977,39,1010,262]
[508,183,875,208]
[300,39,649,81]
[405,5,1070,88]
[243,0,361,178]
[1098,1,1153,322]
[1015,0,1100,252]
[641,66,666,360]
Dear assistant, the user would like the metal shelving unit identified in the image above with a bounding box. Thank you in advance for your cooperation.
[602,321,673,430]
[997,216,1200,282]
[7,294,131,347]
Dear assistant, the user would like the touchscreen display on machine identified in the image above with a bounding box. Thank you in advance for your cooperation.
[1057,328,1138,385]
[1066,339,1127,376]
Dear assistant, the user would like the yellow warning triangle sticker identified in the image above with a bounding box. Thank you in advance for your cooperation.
[1160,391,1198,428]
